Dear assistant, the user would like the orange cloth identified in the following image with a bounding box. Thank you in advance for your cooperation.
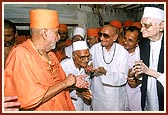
[15,36,27,45]
[30,9,59,29]
[110,20,122,29]
[54,50,67,62]
[131,22,142,29]
[59,24,68,32]
[4,39,75,111]
[123,19,133,28]
[87,28,100,37]
[65,39,72,46]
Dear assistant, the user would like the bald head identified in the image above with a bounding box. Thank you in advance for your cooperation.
[99,25,118,50]
[101,25,118,35]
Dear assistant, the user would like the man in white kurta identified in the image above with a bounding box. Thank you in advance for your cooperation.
[89,25,129,111]
[125,47,142,111]
[123,26,142,111]
[61,41,92,111]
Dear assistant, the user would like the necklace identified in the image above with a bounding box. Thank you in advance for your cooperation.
[102,43,116,64]
[37,49,53,72]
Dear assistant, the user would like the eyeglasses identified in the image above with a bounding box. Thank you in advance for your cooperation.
[98,32,115,39]
[141,23,152,29]
[74,52,92,61]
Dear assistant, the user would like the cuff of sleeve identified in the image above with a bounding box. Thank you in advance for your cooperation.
[156,73,164,87]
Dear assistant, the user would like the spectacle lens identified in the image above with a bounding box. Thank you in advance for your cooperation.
[141,23,152,29]
[74,52,92,61]
[98,32,113,39]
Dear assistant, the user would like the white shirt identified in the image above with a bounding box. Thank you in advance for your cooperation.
[60,58,91,111]
[90,43,129,111]
[125,46,142,111]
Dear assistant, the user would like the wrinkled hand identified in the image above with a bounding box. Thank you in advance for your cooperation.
[128,68,135,78]
[4,96,20,111]
[133,60,149,78]
[65,74,76,87]
[84,62,94,73]
[92,66,107,76]
[127,78,140,88]
[75,75,89,88]
[77,89,92,100]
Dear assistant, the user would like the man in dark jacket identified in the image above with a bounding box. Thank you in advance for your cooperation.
[133,7,164,111]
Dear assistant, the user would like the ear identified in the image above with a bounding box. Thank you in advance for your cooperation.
[113,34,119,42]
[72,52,76,59]
[136,40,139,47]
[15,31,18,38]
[40,28,48,40]
[159,21,164,32]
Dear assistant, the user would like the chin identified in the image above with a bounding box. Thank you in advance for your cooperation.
[51,45,56,49]
[124,46,129,50]
[142,33,149,38]
[101,42,106,47]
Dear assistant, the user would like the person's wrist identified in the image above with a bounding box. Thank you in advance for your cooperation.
[103,70,107,75]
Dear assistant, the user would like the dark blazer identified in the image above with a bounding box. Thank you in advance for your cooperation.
[139,36,164,111]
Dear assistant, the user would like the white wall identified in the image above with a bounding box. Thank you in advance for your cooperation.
[3,3,143,30]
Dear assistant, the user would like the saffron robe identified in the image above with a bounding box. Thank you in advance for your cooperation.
[4,39,75,111]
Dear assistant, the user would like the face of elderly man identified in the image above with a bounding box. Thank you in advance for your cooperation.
[72,49,91,69]
[98,25,118,50]
[140,17,163,40]
[39,28,60,51]
[140,7,164,42]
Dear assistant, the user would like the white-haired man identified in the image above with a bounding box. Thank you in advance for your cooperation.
[133,7,164,111]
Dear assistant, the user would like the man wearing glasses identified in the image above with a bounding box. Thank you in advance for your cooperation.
[133,7,164,111]
[61,41,92,111]
[88,25,129,111]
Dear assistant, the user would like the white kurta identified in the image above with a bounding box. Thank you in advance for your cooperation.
[125,46,142,111]
[60,58,91,111]
[90,43,129,111]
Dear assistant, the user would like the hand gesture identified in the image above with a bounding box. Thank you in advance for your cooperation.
[65,74,76,87]
[77,89,92,100]
[4,96,20,111]
[127,77,141,88]
[92,66,107,76]
[133,60,149,78]
[75,75,89,88]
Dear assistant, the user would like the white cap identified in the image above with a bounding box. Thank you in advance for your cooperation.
[72,41,88,51]
[142,7,164,21]
[73,27,86,38]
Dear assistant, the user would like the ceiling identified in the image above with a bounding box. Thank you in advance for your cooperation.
[81,4,164,11]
